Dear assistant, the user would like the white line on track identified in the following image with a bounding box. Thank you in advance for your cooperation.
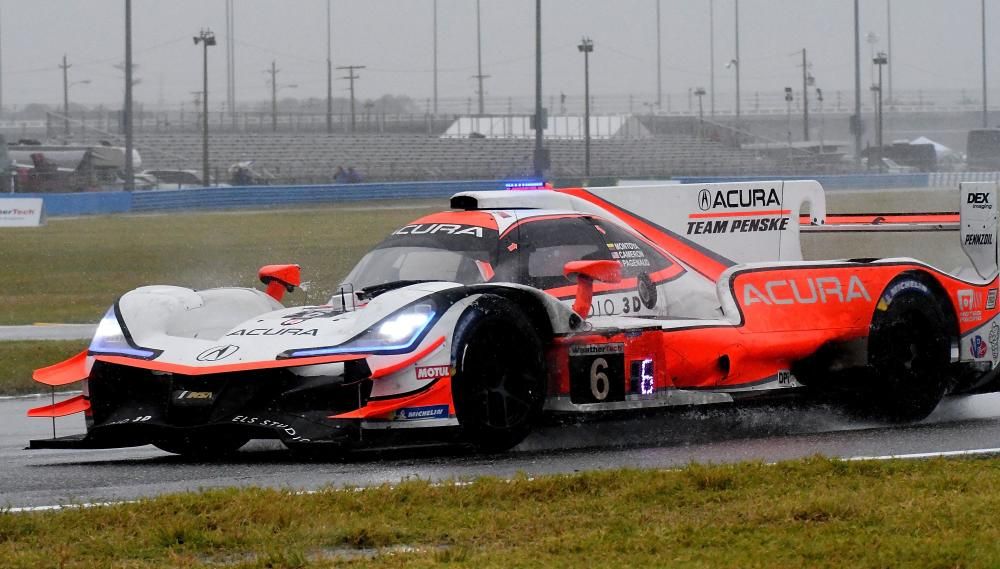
[845,447,1000,461]
[0,390,81,401]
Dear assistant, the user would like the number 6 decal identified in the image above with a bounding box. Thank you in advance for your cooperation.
[590,357,610,400]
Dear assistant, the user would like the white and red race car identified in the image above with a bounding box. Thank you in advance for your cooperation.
[28,180,1000,456]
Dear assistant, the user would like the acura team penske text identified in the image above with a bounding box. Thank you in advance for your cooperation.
[26,180,1000,456]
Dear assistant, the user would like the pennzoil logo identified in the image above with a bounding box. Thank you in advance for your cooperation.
[196,344,240,362]
[742,275,871,306]
[697,187,781,211]
[393,223,484,238]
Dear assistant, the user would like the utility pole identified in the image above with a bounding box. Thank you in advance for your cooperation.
[268,60,279,132]
[338,65,364,133]
[225,0,235,127]
[874,52,887,168]
[326,0,333,133]
[474,0,489,115]
[532,0,546,178]
[886,0,892,105]
[194,29,216,186]
[60,55,71,137]
[124,0,134,191]
[578,37,594,178]
[802,49,809,142]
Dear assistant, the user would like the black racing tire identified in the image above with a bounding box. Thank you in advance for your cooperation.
[153,433,250,459]
[853,280,952,422]
[451,294,547,453]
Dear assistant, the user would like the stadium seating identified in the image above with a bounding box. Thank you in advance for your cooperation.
[99,132,773,184]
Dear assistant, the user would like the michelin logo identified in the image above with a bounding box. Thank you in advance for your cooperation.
[396,405,449,421]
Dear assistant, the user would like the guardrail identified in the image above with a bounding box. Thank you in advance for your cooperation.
[1,180,513,217]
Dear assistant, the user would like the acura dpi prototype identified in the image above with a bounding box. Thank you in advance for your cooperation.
[27,180,1000,456]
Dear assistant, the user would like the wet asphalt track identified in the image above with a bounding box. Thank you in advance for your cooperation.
[4,392,1000,510]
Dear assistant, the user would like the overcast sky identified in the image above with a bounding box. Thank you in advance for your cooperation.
[2,1,994,111]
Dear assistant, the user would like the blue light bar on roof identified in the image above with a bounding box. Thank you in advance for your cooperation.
[505,181,549,190]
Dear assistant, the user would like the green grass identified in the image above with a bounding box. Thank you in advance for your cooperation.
[0,202,437,325]
[2,457,999,567]
[0,340,88,394]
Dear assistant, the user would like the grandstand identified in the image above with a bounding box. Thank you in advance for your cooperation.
[99,130,770,184]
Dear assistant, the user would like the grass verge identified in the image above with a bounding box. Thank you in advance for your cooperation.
[0,202,437,325]
[0,340,88,395]
[2,456,999,567]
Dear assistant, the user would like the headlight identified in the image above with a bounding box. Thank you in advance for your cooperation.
[283,303,437,358]
[88,306,159,359]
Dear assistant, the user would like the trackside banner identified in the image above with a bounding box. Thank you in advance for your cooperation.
[0,198,45,227]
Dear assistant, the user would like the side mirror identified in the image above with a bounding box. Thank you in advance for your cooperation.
[259,264,301,302]
[563,260,622,319]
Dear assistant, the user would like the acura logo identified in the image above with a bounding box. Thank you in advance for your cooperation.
[196,344,240,362]
[698,189,711,211]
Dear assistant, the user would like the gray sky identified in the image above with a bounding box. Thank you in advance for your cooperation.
[2,1,994,111]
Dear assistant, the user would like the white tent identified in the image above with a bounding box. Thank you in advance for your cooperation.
[910,136,955,158]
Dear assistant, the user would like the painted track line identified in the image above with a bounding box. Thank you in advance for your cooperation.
[845,447,1000,461]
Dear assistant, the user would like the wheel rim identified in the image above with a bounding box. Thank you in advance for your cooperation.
[462,320,539,430]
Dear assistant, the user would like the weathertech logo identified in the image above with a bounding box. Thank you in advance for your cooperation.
[415,365,450,380]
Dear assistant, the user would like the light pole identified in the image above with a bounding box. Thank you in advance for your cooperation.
[532,0,546,178]
[874,51,887,170]
[801,49,812,142]
[578,37,594,179]
[326,0,333,133]
[982,0,988,127]
[784,86,793,148]
[853,0,862,165]
[433,0,438,115]
[193,29,216,186]
[817,87,825,152]
[473,0,489,115]
[655,0,661,109]
[124,0,134,191]
[709,0,715,117]
[694,87,706,137]
[734,0,740,128]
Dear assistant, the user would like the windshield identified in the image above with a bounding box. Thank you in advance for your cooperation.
[341,211,502,292]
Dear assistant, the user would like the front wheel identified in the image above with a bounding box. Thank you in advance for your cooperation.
[451,295,547,452]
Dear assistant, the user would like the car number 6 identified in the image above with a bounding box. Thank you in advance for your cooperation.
[590,357,610,400]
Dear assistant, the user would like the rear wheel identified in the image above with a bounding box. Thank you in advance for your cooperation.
[452,295,547,452]
[153,433,249,459]
[855,282,952,422]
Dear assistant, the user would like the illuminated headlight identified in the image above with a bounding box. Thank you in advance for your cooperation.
[88,306,159,359]
[285,303,437,358]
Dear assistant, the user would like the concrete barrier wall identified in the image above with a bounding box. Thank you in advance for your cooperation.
[8,173,1000,217]
[1,180,512,217]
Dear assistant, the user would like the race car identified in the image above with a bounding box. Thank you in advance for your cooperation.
[27,179,1000,456]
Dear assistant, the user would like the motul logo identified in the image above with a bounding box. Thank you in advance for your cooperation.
[697,188,781,211]
[742,275,871,306]
[415,365,450,380]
